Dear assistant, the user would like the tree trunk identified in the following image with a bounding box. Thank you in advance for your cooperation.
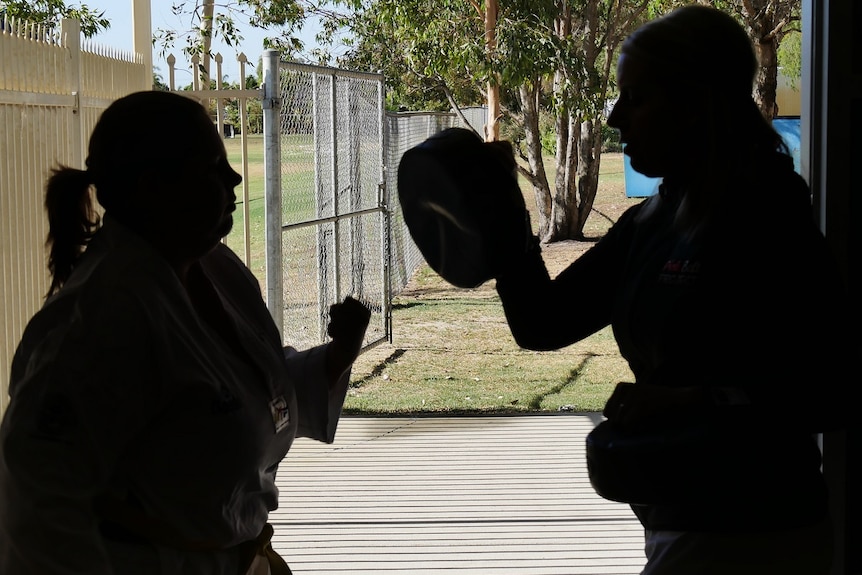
[544,0,608,242]
[198,0,215,86]
[754,31,780,119]
[495,0,651,243]
[574,119,602,237]
[548,111,579,242]
[518,82,552,238]
[543,5,576,242]
[485,0,500,141]
[729,0,798,120]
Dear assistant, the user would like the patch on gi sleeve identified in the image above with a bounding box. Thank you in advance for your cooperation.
[269,396,290,434]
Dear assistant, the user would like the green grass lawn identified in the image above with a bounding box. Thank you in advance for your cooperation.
[223,134,317,278]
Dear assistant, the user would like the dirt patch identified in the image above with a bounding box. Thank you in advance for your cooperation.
[536,239,598,276]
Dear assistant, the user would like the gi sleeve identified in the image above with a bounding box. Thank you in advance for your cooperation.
[283,344,349,444]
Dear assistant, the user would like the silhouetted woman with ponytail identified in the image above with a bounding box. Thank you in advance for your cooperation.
[1,90,370,575]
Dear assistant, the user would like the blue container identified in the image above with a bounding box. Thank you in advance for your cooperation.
[773,116,802,174]
[622,117,803,198]
[622,144,661,198]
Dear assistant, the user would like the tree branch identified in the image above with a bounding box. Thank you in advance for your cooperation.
[466,0,483,19]
[440,81,483,139]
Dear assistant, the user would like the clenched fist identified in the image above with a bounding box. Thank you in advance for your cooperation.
[325,296,372,385]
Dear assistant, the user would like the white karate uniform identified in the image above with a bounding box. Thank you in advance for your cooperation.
[0,217,349,575]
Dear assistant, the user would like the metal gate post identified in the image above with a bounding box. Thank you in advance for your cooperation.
[318,71,339,344]
[263,49,284,336]
[378,77,392,343]
[60,18,84,169]
[328,72,340,337]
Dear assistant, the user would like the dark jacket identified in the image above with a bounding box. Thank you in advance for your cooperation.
[495,152,851,532]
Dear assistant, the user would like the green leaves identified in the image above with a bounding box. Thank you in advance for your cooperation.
[152,1,352,70]
[0,0,110,37]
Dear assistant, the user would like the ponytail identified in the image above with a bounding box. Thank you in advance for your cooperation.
[44,166,100,297]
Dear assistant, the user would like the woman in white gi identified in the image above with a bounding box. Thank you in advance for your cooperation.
[0,90,371,575]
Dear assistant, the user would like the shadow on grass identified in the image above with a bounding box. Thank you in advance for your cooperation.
[345,352,604,417]
[392,301,423,310]
[526,354,594,410]
[350,348,406,388]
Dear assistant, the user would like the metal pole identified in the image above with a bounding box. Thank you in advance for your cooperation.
[330,72,340,304]
[262,49,283,336]
[378,74,392,343]
[215,53,225,139]
[318,71,340,343]
[238,53,251,266]
[312,70,325,337]
[131,0,153,88]
[60,19,84,170]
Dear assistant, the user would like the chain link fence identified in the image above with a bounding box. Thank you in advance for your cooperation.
[266,54,486,351]
[270,61,387,352]
[385,109,487,295]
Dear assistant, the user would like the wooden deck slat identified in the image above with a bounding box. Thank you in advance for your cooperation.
[272,414,644,574]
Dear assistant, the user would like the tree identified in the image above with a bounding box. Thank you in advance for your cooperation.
[341,0,665,242]
[777,28,801,89]
[153,70,170,91]
[536,0,662,241]
[153,0,354,87]
[152,0,799,241]
[338,0,493,120]
[708,0,801,119]
[0,0,109,37]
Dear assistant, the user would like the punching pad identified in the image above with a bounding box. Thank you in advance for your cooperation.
[396,127,530,288]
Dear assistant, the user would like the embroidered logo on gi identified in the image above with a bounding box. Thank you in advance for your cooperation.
[269,396,290,433]
[658,259,701,285]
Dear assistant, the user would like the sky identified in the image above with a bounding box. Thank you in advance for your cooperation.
[84,0,320,84]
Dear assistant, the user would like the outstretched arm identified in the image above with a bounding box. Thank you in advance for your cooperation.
[495,206,640,351]
[324,297,372,386]
[288,297,371,443]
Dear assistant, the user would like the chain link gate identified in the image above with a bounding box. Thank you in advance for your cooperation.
[262,52,389,352]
